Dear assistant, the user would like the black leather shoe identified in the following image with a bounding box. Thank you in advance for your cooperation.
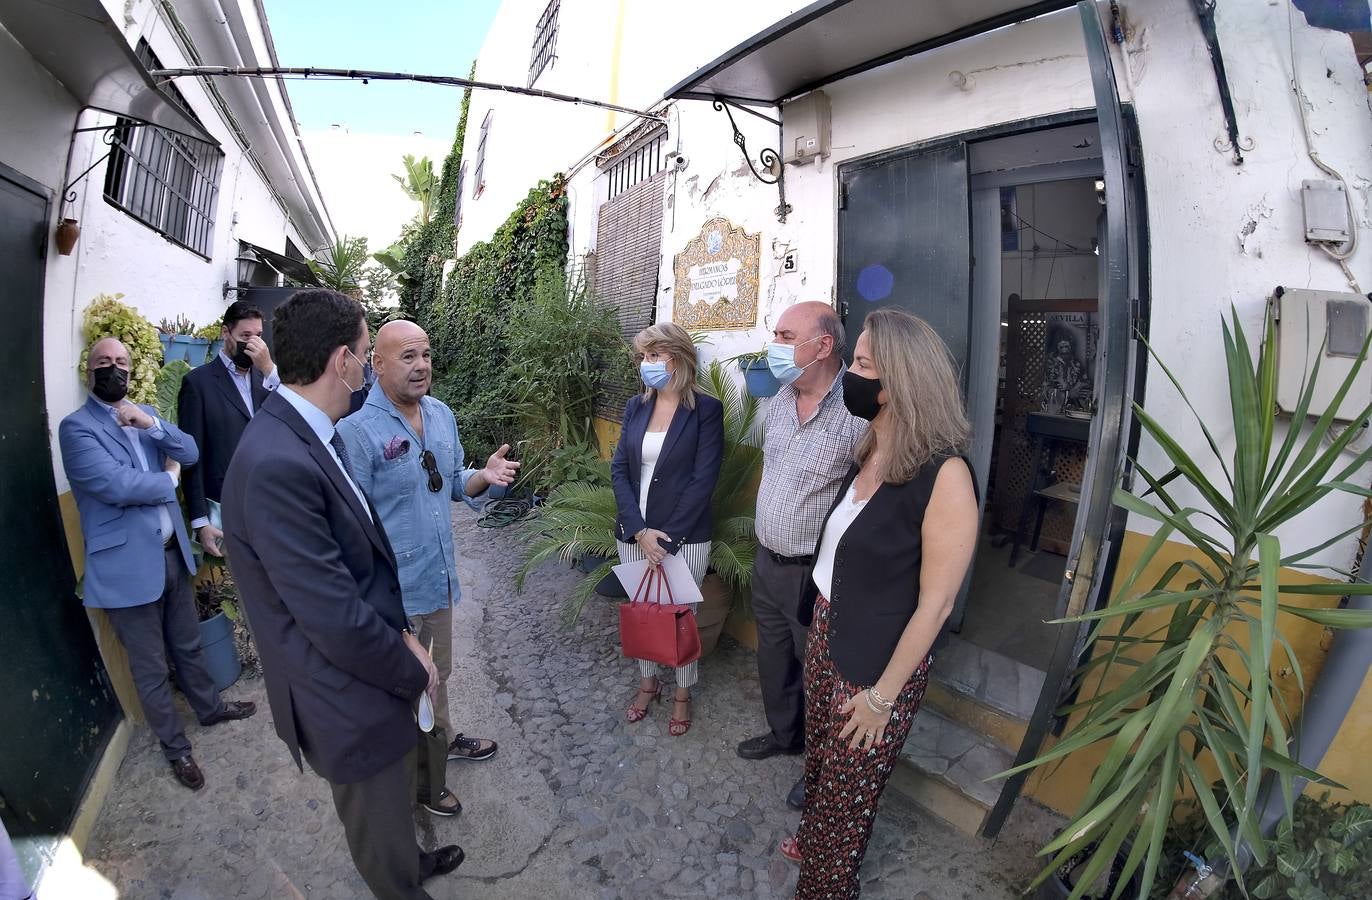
[787,778,806,811]
[170,755,205,791]
[420,845,465,882]
[201,701,257,727]
[736,733,804,760]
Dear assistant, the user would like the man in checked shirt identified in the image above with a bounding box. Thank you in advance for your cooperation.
[736,301,868,810]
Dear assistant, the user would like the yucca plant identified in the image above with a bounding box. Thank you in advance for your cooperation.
[516,360,763,624]
[1001,303,1372,899]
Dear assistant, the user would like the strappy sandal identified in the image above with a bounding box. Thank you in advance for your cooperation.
[625,680,661,723]
[779,835,803,864]
[669,692,692,737]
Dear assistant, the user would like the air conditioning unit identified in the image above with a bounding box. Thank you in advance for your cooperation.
[781,90,831,165]
[1273,288,1372,422]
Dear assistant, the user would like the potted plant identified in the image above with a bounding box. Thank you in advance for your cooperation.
[194,564,243,691]
[195,322,224,360]
[731,345,780,398]
[158,315,211,366]
[79,294,162,403]
[517,360,764,656]
[154,359,191,424]
[1000,305,1372,900]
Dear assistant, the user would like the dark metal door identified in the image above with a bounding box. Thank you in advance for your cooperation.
[837,142,971,372]
[980,0,1143,837]
[0,164,120,863]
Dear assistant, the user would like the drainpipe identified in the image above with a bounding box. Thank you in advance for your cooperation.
[1233,571,1372,872]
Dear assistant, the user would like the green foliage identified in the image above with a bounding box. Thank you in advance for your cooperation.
[504,270,634,493]
[308,235,370,294]
[516,360,763,625]
[547,442,611,490]
[194,322,222,340]
[426,176,570,464]
[154,359,191,424]
[158,314,198,335]
[194,565,238,623]
[1000,304,1372,900]
[393,154,437,226]
[79,293,161,403]
[1246,796,1372,900]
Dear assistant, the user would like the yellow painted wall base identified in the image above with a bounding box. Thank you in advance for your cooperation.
[593,416,621,459]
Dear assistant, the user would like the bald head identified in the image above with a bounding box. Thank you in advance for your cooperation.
[88,337,131,375]
[772,301,845,392]
[373,319,432,407]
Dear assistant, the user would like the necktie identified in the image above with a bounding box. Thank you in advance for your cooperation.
[329,431,352,473]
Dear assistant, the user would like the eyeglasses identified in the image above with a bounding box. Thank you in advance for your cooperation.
[421,449,443,493]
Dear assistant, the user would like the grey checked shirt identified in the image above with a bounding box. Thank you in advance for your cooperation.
[755,366,868,557]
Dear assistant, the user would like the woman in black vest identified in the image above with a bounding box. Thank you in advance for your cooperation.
[780,308,979,898]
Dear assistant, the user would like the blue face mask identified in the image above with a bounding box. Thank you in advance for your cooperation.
[767,335,821,384]
[640,360,671,389]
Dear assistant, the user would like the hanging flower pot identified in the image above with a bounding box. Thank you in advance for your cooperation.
[739,357,780,398]
[55,218,80,256]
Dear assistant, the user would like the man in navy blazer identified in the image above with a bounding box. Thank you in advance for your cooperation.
[58,338,256,792]
[177,300,279,556]
[222,290,462,899]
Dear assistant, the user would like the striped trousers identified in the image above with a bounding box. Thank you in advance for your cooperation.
[615,539,710,688]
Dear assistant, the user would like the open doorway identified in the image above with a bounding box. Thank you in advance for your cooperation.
[962,171,1103,672]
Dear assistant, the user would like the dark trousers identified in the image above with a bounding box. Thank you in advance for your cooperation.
[751,548,811,749]
[104,545,224,761]
[328,744,436,900]
[415,725,448,805]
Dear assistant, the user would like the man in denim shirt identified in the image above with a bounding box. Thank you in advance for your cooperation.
[337,320,518,816]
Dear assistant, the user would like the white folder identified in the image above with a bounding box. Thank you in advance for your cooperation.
[612,553,703,606]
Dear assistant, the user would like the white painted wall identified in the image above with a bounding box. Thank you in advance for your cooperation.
[1002,179,1101,303]
[469,0,1372,567]
[1,1,331,490]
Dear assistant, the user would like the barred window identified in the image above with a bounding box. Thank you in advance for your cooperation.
[606,130,666,202]
[529,0,559,86]
[453,162,467,229]
[473,111,492,199]
[103,40,223,258]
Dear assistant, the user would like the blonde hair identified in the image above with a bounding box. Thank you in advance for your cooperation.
[634,322,699,409]
[856,308,970,484]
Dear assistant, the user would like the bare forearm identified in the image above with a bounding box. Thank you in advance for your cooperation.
[463,468,490,497]
[873,597,953,699]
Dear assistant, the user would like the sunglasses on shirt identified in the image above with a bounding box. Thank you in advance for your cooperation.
[421,449,443,493]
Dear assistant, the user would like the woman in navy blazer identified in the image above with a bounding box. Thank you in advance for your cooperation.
[611,322,723,736]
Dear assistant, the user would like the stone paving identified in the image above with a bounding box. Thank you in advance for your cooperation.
[84,504,1060,899]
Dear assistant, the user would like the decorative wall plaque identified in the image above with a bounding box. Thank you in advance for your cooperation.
[671,216,760,330]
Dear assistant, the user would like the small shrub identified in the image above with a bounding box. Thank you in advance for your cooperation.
[79,293,161,403]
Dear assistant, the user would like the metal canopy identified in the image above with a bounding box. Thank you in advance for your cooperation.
[665,0,1075,105]
[242,241,320,287]
[0,0,217,144]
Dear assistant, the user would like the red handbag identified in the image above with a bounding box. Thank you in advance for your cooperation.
[618,565,701,667]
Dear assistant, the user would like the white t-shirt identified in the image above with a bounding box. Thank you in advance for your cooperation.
[811,482,868,599]
[638,430,667,518]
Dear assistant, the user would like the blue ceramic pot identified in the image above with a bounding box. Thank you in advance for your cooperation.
[740,358,780,398]
[199,611,241,691]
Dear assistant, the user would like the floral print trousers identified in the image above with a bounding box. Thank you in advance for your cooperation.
[794,595,933,899]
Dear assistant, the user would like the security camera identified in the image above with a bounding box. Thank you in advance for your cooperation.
[669,152,689,171]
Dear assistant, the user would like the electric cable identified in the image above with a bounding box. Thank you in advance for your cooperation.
[476,496,537,529]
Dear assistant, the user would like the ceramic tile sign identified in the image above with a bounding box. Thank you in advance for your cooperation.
[672,216,760,330]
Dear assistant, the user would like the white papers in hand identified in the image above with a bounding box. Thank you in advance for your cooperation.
[612,553,703,606]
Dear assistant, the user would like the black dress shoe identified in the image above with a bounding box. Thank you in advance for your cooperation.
[736,733,804,760]
[420,845,464,882]
[170,755,205,791]
[200,700,257,727]
[787,778,806,811]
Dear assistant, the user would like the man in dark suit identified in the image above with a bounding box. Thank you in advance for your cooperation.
[178,300,279,557]
[221,290,462,899]
[58,337,256,791]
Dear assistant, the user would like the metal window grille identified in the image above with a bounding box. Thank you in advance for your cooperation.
[529,0,559,86]
[473,111,492,198]
[453,162,466,229]
[605,131,666,202]
[103,40,222,258]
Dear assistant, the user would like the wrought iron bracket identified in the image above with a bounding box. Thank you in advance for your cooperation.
[1191,0,1252,165]
[713,99,792,223]
[60,120,141,216]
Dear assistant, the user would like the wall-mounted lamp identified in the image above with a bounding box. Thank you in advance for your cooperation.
[223,247,263,299]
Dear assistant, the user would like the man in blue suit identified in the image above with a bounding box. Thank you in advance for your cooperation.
[58,337,256,791]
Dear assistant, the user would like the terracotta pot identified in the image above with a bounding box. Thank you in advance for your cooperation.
[696,573,732,657]
[55,218,80,256]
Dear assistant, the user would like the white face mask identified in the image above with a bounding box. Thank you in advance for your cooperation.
[339,348,366,394]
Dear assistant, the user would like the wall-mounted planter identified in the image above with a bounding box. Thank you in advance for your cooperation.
[198,611,241,692]
[160,335,212,366]
[739,358,780,398]
[55,218,81,256]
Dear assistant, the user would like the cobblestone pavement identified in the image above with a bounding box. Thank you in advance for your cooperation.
[85,505,1060,899]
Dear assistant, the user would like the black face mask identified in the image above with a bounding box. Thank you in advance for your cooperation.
[91,364,129,403]
[231,340,253,370]
[842,370,883,421]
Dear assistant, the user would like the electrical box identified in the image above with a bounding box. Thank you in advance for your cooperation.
[1301,180,1351,244]
[781,90,831,165]
[1274,288,1372,422]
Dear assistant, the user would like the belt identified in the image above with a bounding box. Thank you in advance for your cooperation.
[767,549,814,566]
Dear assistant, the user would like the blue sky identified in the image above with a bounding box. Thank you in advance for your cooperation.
[263,0,500,140]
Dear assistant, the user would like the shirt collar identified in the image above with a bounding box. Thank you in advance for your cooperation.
[220,349,250,376]
[778,362,848,408]
[276,385,337,446]
[92,395,121,418]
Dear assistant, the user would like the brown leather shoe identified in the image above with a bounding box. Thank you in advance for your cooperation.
[200,700,257,727]
[170,755,205,791]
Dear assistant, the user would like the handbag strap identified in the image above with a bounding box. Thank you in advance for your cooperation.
[632,566,653,604]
